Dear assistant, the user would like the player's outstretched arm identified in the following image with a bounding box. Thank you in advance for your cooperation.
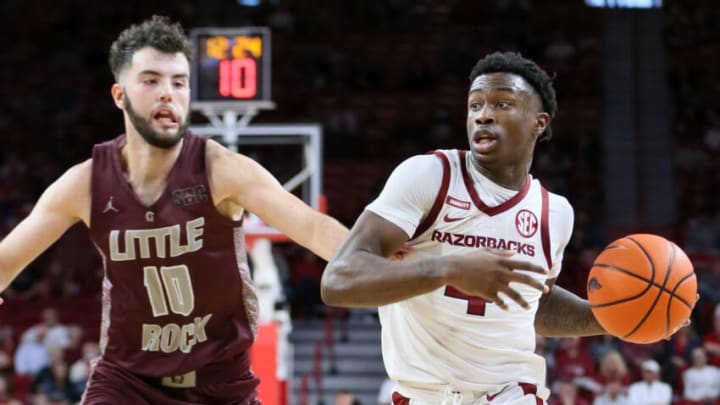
[206,140,347,261]
[0,161,90,299]
[534,280,606,337]
[321,210,549,308]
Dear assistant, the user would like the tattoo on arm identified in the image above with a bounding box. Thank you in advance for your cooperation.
[535,285,606,337]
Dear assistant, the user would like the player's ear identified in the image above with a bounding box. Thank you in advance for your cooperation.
[111,83,125,110]
[534,112,550,137]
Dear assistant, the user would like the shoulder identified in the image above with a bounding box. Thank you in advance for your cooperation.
[391,153,446,177]
[37,159,92,221]
[205,138,233,162]
[545,190,574,229]
[379,153,446,197]
[204,139,280,204]
[205,139,259,179]
[545,190,573,216]
[61,159,92,190]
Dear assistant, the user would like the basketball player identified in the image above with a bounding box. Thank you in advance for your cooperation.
[0,16,347,404]
[322,52,606,405]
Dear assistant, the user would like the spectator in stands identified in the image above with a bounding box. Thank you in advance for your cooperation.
[13,329,49,377]
[589,335,622,366]
[703,303,720,367]
[25,308,70,352]
[31,347,64,394]
[335,388,361,405]
[550,379,590,405]
[553,337,598,396]
[681,347,720,404]
[0,330,13,374]
[620,339,665,379]
[68,341,99,397]
[592,381,628,405]
[0,374,22,405]
[595,350,631,392]
[664,325,702,389]
[33,358,79,404]
[626,359,672,405]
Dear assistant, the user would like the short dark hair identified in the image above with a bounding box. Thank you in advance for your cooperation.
[108,15,193,81]
[469,52,557,141]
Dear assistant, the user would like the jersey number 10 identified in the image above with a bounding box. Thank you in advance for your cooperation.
[144,265,196,317]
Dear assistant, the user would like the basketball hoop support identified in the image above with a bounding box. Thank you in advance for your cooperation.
[190,102,324,212]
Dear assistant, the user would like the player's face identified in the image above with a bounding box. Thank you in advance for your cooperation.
[116,47,191,149]
[466,73,548,176]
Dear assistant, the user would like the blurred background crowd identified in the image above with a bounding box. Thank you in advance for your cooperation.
[0,0,719,404]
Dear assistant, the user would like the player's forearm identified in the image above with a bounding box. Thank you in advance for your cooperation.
[309,215,349,262]
[535,284,606,337]
[0,260,21,295]
[321,252,447,308]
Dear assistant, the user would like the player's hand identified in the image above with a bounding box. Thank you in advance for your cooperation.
[664,294,698,340]
[444,248,549,310]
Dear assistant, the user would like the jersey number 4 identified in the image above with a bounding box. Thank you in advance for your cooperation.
[444,286,491,316]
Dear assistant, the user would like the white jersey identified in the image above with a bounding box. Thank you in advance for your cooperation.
[366,150,574,401]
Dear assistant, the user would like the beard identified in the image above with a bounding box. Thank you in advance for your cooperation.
[123,95,190,149]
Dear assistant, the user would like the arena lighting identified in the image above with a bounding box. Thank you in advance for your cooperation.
[237,0,261,6]
[585,0,662,8]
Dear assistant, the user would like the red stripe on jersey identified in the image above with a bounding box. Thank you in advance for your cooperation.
[540,187,552,270]
[391,392,410,405]
[458,150,531,216]
[520,383,544,405]
[519,382,537,395]
[412,150,451,239]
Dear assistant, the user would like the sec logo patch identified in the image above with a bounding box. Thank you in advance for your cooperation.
[515,209,538,238]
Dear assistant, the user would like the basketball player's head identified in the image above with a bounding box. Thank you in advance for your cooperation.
[466,52,556,168]
[109,15,193,149]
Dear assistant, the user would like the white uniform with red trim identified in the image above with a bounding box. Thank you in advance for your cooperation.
[366,150,574,404]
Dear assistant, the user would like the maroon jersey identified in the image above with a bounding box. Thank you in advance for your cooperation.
[88,133,258,379]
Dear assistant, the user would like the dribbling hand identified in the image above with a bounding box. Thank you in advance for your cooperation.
[444,248,549,311]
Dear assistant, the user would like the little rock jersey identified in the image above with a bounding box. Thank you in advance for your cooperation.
[368,149,574,398]
[88,133,258,378]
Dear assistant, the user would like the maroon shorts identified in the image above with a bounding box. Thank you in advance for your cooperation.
[82,357,260,405]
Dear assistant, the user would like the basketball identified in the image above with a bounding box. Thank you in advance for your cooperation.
[586,234,697,344]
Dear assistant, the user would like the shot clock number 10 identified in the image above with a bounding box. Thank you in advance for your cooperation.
[190,27,271,105]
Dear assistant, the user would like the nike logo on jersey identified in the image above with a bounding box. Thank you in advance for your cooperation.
[443,214,465,223]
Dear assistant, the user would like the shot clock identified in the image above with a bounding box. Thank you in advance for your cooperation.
[190,27,271,106]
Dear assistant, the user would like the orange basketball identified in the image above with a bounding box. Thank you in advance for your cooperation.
[586,234,697,344]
